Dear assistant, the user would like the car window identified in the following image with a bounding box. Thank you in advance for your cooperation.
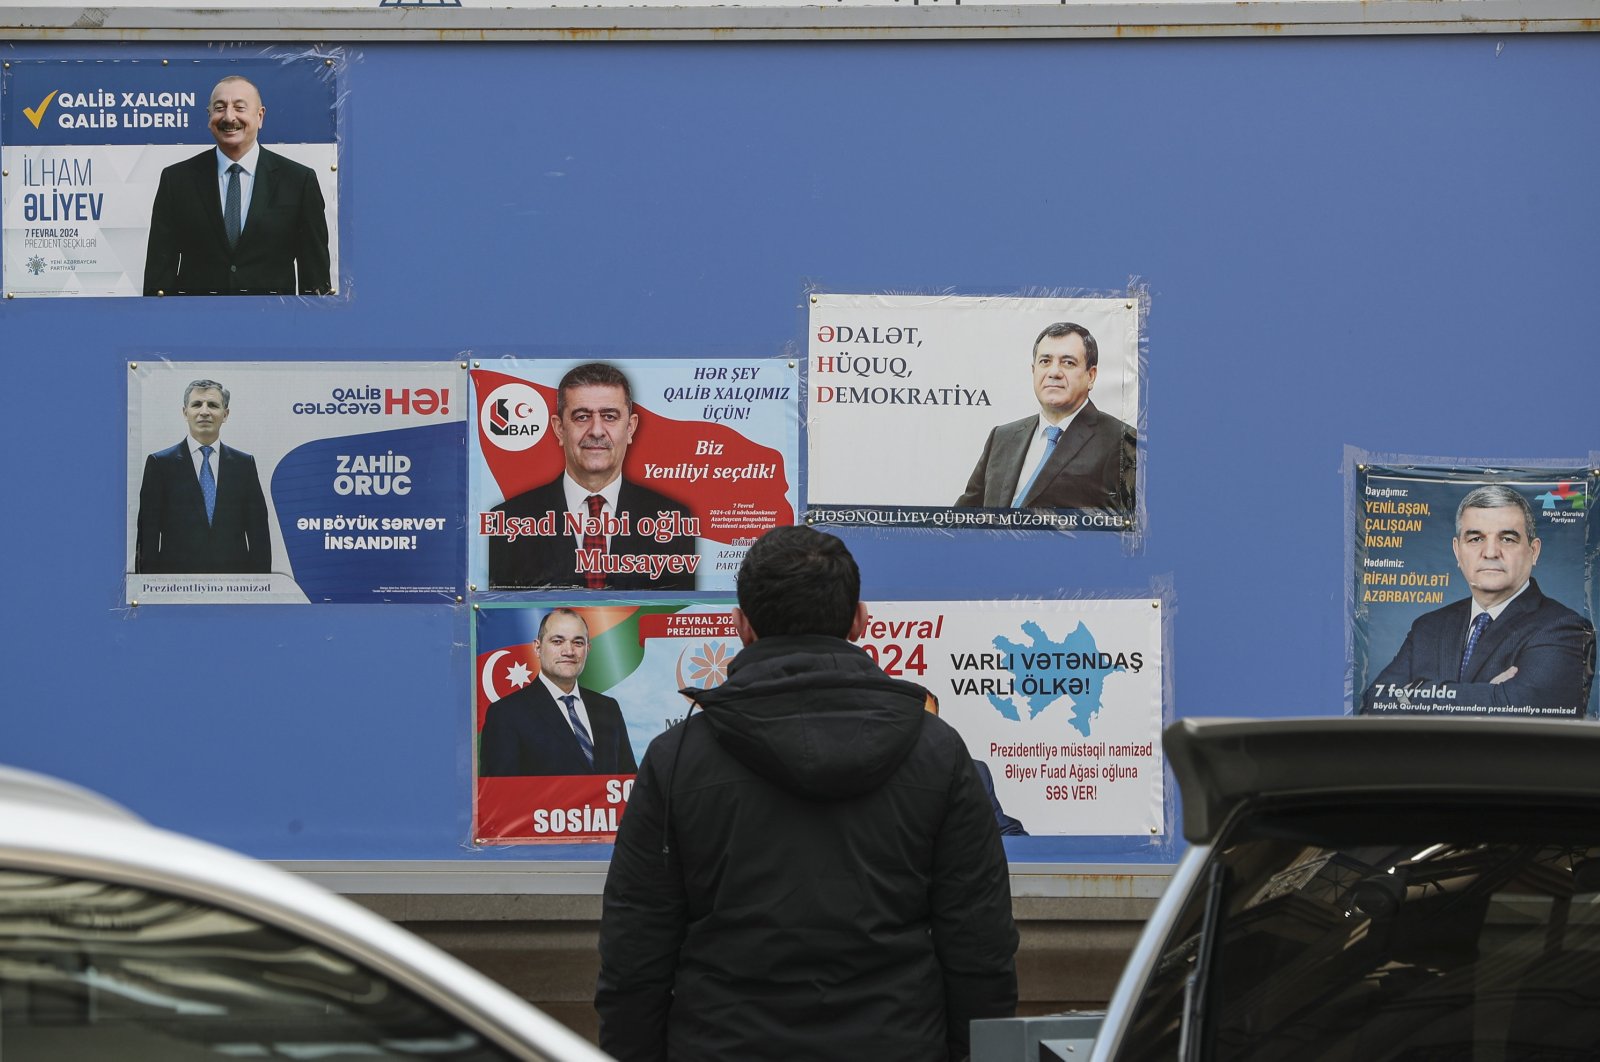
[0,867,524,1060]
[1117,804,1600,1061]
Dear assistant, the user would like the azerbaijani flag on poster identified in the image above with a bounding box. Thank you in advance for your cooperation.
[473,602,739,844]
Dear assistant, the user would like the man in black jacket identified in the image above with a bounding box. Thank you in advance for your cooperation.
[597,526,1018,1062]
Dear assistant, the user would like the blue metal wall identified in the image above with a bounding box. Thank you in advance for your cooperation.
[2,34,1595,862]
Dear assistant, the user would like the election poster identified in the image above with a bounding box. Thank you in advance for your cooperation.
[469,358,799,593]
[1352,462,1598,719]
[474,601,740,844]
[2,57,339,297]
[126,362,463,604]
[807,293,1142,532]
[474,597,1163,844]
[863,598,1164,837]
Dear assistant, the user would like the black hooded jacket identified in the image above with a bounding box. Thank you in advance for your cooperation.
[596,635,1019,1062]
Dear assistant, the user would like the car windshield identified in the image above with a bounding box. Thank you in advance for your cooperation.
[0,866,522,1060]
[1119,802,1600,1061]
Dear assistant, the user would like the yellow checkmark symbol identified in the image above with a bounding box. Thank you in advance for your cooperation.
[23,90,59,129]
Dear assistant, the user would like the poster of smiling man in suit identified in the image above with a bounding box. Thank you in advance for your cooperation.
[1,55,339,298]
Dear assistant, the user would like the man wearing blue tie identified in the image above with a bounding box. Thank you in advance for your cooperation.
[1362,485,1595,716]
[479,608,639,777]
[135,379,272,574]
[954,321,1136,513]
[143,75,331,296]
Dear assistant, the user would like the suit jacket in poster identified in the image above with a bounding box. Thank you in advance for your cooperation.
[480,682,638,777]
[1363,578,1596,715]
[487,477,697,591]
[954,399,1136,512]
[143,146,332,296]
[135,439,272,574]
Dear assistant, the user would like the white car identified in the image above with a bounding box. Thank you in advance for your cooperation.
[0,764,613,1061]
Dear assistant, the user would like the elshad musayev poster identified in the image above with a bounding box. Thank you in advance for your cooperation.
[1353,464,1598,719]
[469,358,799,594]
[2,56,339,297]
[807,292,1142,532]
[127,362,463,605]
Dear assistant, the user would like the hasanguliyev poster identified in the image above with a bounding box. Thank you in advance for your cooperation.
[127,362,463,604]
[3,56,339,297]
[807,293,1142,531]
[1352,463,1597,718]
[469,358,798,593]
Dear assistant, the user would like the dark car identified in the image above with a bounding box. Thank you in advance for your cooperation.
[1089,716,1600,1061]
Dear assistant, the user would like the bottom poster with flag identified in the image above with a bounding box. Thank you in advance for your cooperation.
[473,601,739,844]
[1352,462,1597,718]
[859,598,1166,837]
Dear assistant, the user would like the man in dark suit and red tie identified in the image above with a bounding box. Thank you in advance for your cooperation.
[143,75,331,296]
[488,362,697,591]
[1363,485,1596,716]
[135,378,272,575]
[479,608,638,776]
[955,321,1136,514]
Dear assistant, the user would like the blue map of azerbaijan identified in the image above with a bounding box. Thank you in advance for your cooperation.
[989,621,1124,737]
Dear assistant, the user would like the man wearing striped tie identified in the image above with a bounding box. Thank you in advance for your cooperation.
[134,378,272,575]
[479,608,638,777]
[1362,485,1595,717]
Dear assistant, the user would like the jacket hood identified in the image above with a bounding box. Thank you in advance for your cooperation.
[681,635,928,800]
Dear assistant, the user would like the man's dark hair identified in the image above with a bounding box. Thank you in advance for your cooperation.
[736,526,860,639]
[557,362,633,415]
[1032,321,1099,370]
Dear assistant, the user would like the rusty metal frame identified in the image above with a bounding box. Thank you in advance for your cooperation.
[0,1,1595,42]
[275,860,1175,896]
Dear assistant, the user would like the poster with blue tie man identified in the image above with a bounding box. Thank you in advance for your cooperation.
[1,55,339,298]
[474,602,741,844]
[126,361,465,605]
[1352,461,1598,719]
[806,292,1142,532]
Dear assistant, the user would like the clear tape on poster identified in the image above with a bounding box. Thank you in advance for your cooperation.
[800,282,1149,557]
[1342,445,1598,720]
[467,578,1177,864]
[1,45,350,302]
